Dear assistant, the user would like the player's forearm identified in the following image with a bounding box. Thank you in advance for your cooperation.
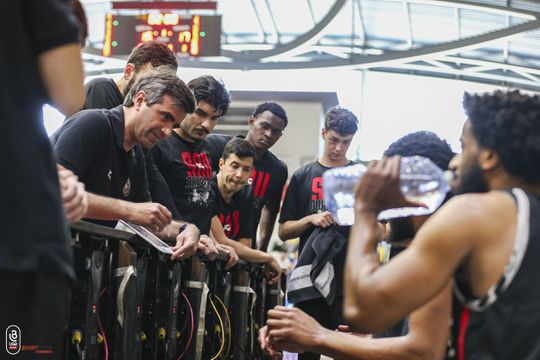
[278,217,312,240]
[344,209,385,331]
[258,205,278,251]
[316,331,439,360]
[212,230,272,264]
[157,220,194,241]
[38,43,84,116]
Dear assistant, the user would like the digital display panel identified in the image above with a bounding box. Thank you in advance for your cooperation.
[103,13,221,57]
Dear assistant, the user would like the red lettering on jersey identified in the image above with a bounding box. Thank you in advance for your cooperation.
[200,152,212,178]
[183,151,212,178]
[260,173,270,198]
[311,177,323,200]
[252,170,271,199]
[219,211,239,238]
[181,152,196,176]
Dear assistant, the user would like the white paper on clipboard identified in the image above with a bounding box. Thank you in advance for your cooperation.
[116,220,173,254]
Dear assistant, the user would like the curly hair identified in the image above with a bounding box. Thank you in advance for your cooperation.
[383,131,454,171]
[252,102,288,127]
[325,106,358,136]
[188,75,231,116]
[464,90,540,183]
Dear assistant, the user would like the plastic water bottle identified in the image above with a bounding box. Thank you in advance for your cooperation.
[322,156,451,225]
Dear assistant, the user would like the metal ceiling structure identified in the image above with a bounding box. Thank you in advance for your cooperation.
[81,0,540,91]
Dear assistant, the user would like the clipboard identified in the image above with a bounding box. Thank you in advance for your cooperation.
[116,220,173,254]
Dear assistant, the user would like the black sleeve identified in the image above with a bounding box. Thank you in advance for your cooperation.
[52,111,110,177]
[145,149,182,220]
[84,81,121,110]
[278,174,300,223]
[206,134,230,172]
[24,0,80,55]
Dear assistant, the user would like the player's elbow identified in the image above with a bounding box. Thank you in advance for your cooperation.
[343,302,378,333]
[278,223,294,241]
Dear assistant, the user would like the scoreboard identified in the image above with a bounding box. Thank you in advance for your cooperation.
[103,13,221,57]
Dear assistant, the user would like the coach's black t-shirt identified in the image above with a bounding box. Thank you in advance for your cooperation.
[0,0,79,279]
[152,131,214,234]
[83,78,181,220]
[280,160,351,296]
[211,180,254,241]
[207,134,288,239]
[51,106,150,226]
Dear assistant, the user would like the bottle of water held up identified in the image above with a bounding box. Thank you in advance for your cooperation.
[322,156,451,226]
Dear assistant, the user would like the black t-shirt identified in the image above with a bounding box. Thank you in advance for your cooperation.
[84,78,124,110]
[211,180,254,241]
[83,78,181,220]
[280,161,351,296]
[207,134,288,239]
[51,106,150,226]
[280,161,335,251]
[152,132,214,234]
[0,0,79,278]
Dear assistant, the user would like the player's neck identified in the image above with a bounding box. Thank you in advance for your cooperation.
[174,128,195,143]
[217,175,233,203]
[115,78,126,97]
[319,154,349,168]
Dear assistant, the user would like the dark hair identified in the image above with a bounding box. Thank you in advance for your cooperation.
[384,131,454,171]
[385,131,454,241]
[252,102,288,127]
[222,138,255,161]
[324,106,358,135]
[464,90,540,183]
[70,0,88,47]
[123,67,195,113]
[187,75,231,116]
[127,41,178,71]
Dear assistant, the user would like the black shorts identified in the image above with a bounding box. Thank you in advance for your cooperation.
[0,271,71,360]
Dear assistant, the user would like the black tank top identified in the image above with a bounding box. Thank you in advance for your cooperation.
[451,188,540,360]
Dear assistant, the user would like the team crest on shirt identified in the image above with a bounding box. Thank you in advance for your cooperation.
[123,178,131,198]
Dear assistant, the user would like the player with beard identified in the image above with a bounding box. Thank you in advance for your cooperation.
[206,102,289,251]
[84,41,178,110]
[260,131,455,360]
[278,106,358,360]
[151,75,238,259]
[210,138,281,280]
[344,90,540,360]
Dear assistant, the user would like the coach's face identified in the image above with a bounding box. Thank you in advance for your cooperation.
[134,93,186,148]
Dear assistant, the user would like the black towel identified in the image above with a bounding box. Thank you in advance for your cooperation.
[287,226,347,305]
